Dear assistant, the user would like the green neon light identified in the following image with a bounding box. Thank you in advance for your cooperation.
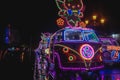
[69,56,73,61]
[55,0,64,10]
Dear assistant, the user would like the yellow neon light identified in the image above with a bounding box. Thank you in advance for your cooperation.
[72,10,78,13]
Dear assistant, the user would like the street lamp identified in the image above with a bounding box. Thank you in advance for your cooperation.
[100,18,105,24]
[85,20,89,25]
[92,15,97,26]
[92,15,97,20]
[84,14,106,30]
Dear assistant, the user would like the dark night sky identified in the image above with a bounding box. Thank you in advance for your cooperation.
[0,0,120,46]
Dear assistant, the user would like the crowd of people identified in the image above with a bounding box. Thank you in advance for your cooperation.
[0,43,35,80]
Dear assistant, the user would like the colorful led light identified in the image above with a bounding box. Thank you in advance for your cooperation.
[56,18,65,27]
[107,46,120,51]
[111,50,120,61]
[63,47,69,53]
[68,55,74,61]
[55,52,104,71]
[80,44,94,60]
[79,21,86,28]
[68,55,76,62]
[55,0,84,27]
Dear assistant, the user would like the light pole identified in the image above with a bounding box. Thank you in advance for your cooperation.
[100,18,105,25]
[84,14,107,36]
[92,15,97,20]
[92,15,97,26]
[84,14,105,27]
[85,20,89,25]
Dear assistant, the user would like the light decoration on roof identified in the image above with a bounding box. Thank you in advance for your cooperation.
[55,0,84,27]
[79,21,86,28]
[56,17,65,27]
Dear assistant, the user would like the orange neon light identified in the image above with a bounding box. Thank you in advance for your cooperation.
[63,47,69,53]
[79,21,86,28]
[107,46,120,51]
[56,18,65,26]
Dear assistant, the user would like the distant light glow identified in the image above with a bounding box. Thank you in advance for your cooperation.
[5,27,11,44]
[92,15,97,20]
[100,18,105,24]
[85,20,89,25]
[111,34,120,40]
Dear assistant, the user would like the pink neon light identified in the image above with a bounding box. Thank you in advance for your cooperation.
[54,52,104,71]
[101,74,104,80]
[80,44,95,60]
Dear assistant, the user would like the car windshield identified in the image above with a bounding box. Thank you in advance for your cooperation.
[64,30,83,41]
[83,31,99,42]
[64,29,99,42]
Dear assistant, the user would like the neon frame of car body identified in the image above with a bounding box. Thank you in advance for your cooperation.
[53,27,104,71]
[55,52,104,71]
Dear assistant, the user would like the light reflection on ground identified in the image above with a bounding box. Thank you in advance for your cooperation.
[99,68,120,80]
[57,66,120,80]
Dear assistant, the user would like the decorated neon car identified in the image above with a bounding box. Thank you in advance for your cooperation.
[49,27,103,69]
[45,26,104,79]
[33,0,115,79]
[99,37,120,65]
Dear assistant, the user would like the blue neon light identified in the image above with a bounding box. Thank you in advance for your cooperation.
[5,27,10,44]
[67,9,73,16]
[111,50,120,62]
